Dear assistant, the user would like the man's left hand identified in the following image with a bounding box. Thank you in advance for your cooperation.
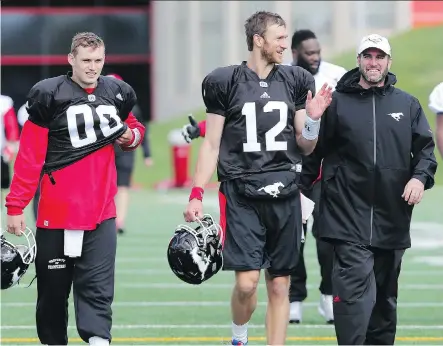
[116,127,133,145]
[402,178,425,205]
[306,83,333,120]
[181,115,200,143]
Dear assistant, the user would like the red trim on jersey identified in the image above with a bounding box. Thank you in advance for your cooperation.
[218,191,227,248]
[107,73,123,81]
[4,107,20,141]
[198,120,206,138]
[119,113,146,151]
[312,163,323,186]
[84,88,95,94]
[5,121,49,215]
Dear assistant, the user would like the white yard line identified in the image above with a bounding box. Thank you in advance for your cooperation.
[118,283,443,290]
[412,256,443,266]
[116,257,324,264]
[3,301,443,308]
[113,269,443,276]
[1,324,442,330]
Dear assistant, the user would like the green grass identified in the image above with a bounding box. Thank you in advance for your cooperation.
[133,25,443,189]
[1,187,442,344]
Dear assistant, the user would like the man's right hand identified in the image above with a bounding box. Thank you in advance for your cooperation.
[181,115,201,143]
[6,214,26,236]
[184,199,203,222]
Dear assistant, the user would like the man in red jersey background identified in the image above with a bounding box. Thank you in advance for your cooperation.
[1,94,20,194]
[5,32,145,346]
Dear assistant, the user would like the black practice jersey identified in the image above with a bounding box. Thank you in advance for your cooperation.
[202,61,315,181]
[26,72,137,173]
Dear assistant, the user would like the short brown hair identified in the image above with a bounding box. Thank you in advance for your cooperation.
[70,32,105,56]
[244,11,286,51]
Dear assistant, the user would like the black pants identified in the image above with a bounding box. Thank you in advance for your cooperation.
[289,181,333,302]
[332,241,405,345]
[289,228,334,301]
[35,218,117,345]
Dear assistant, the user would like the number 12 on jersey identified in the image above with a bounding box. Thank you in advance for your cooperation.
[242,101,288,152]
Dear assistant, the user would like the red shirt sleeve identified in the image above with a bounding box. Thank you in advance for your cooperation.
[5,121,48,215]
[4,107,20,141]
[198,120,206,137]
[119,112,146,152]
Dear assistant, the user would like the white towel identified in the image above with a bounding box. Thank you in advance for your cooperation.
[301,193,315,224]
[64,230,84,257]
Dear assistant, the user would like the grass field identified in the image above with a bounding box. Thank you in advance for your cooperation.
[132,25,443,189]
[1,186,442,345]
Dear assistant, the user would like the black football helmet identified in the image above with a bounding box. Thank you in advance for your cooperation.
[167,214,223,285]
[1,227,37,290]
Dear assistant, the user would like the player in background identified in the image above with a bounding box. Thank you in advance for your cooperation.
[181,29,346,325]
[286,29,346,324]
[1,95,20,197]
[184,11,332,345]
[429,82,443,158]
[5,32,145,346]
[107,73,153,235]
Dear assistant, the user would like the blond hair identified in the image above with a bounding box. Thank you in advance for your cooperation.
[244,11,286,52]
[70,32,105,56]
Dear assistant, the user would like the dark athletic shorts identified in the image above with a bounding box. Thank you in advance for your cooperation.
[115,150,134,187]
[218,171,303,277]
[1,156,10,189]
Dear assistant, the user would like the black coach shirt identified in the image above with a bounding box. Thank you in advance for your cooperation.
[26,73,136,173]
[202,61,315,182]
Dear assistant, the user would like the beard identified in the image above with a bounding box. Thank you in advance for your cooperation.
[297,56,321,75]
[359,65,389,86]
[261,47,280,64]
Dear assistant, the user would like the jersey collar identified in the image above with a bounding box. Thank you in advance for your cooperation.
[66,71,104,92]
[241,61,279,82]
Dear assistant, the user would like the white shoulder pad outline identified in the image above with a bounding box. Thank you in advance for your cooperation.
[0,95,14,116]
[429,82,443,115]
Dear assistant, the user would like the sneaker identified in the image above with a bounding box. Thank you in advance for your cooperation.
[318,294,334,324]
[289,301,302,324]
[231,339,248,345]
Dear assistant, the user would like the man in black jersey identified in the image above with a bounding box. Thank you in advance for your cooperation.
[183,11,332,346]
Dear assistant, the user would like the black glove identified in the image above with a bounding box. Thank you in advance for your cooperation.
[181,115,201,143]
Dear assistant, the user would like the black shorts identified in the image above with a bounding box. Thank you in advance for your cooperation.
[1,156,10,189]
[219,174,303,277]
[115,151,134,187]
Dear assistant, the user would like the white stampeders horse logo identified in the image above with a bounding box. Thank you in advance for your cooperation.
[389,112,404,121]
[257,182,284,198]
[190,247,209,280]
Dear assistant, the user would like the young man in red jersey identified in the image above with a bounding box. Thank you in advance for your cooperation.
[5,32,145,346]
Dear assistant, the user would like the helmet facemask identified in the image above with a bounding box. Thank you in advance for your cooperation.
[1,227,37,289]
